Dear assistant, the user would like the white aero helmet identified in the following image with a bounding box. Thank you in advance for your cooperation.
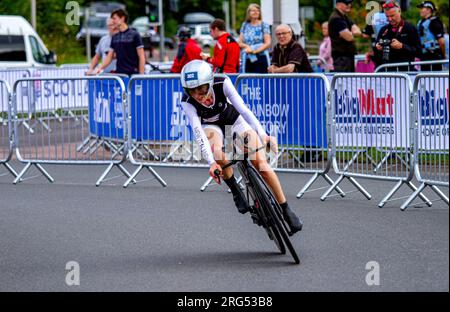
[180,60,213,91]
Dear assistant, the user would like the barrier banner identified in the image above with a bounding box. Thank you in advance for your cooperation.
[236,76,328,147]
[417,78,449,150]
[0,69,30,112]
[333,76,410,148]
[129,77,186,142]
[88,78,126,139]
[32,68,89,110]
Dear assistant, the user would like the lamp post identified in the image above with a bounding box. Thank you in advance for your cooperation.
[31,0,36,29]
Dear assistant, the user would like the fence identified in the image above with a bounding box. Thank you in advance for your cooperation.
[125,73,198,188]
[0,68,448,209]
[401,73,449,209]
[307,56,329,73]
[324,73,432,208]
[12,76,133,185]
[230,73,345,198]
[0,79,18,179]
[375,59,449,73]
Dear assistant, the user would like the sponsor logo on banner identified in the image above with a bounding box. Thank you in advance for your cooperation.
[333,78,409,148]
[94,92,110,123]
[30,69,89,111]
[170,91,190,139]
[418,85,449,149]
[419,89,449,126]
[113,86,123,129]
[241,82,289,136]
[335,89,394,124]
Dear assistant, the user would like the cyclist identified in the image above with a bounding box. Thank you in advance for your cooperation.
[180,60,303,234]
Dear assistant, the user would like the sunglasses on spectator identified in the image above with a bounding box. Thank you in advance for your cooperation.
[383,1,399,9]
[276,31,291,37]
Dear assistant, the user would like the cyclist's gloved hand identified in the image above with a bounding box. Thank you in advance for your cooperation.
[210,162,222,185]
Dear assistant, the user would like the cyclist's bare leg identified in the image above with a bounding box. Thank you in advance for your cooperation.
[205,128,249,213]
[204,128,233,179]
[243,130,286,204]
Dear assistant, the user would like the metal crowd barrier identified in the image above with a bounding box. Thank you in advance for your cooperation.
[125,73,197,188]
[12,76,133,185]
[0,69,34,132]
[59,63,90,69]
[145,62,174,74]
[324,73,432,208]
[0,68,32,89]
[199,73,345,197]
[0,79,19,179]
[375,59,449,73]
[75,73,130,172]
[308,56,329,73]
[401,73,449,209]
[30,67,90,129]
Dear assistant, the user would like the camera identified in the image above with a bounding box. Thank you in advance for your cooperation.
[378,39,391,61]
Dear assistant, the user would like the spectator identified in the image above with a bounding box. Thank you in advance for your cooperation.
[375,1,421,71]
[362,0,388,67]
[201,19,240,73]
[318,22,334,71]
[238,3,271,73]
[328,0,362,72]
[87,18,118,74]
[416,1,446,70]
[94,9,145,75]
[267,24,313,73]
[170,26,202,73]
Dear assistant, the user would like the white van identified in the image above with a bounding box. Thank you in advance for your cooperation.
[0,15,56,68]
[188,24,214,48]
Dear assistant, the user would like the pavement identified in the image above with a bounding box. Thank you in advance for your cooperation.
[0,160,448,292]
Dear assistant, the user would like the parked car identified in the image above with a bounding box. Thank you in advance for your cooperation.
[183,12,214,24]
[0,15,56,68]
[177,24,214,48]
[131,16,175,50]
[75,13,110,56]
[88,1,125,14]
[131,16,154,51]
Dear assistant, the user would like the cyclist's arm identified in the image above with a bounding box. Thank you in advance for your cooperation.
[222,78,267,140]
[180,101,216,165]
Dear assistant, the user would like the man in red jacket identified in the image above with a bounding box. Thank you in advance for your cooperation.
[170,26,203,73]
[201,19,240,73]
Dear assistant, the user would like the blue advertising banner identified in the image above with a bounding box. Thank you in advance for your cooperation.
[88,78,127,139]
[236,76,328,147]
[129,77,186,142]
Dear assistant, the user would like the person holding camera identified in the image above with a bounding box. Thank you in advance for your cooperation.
[374,1,421,71]
[416,1,446,71]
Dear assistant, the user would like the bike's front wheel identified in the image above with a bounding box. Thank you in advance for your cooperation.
[247,166,300,264]
[252,197,286,255]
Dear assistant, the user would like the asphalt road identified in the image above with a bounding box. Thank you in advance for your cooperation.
[0,161,448,291]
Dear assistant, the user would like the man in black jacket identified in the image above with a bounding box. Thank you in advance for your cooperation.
[375,0,421,71]
[328,0,362,72]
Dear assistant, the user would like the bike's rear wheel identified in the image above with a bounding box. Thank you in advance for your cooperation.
[247,166,300,264]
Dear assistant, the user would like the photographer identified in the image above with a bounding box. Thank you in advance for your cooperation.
[374,1,421,71]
